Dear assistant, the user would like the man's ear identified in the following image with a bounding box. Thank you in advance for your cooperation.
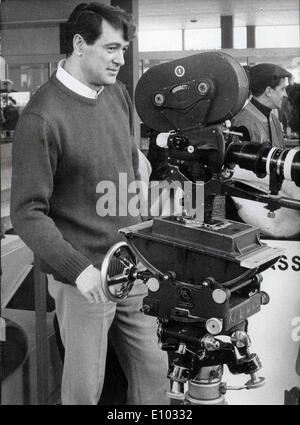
[264,86,273,97]
[73,34,85,57]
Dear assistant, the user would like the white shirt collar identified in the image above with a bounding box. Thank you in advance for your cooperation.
[56,59,104,99]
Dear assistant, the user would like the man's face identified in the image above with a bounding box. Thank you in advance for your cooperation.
[80,19,129,88]
[267,77,288,109]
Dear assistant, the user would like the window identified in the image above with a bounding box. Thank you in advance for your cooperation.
[138,30,182,52]
[234,27,247,49]
[256,25,300,48]
[185,28,221,50]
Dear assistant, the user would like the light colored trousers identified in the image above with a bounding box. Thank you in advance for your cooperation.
[48,276,169,405]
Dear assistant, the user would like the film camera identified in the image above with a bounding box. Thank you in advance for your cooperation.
[101,52,300,404]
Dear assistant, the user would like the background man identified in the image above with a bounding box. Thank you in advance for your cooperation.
[227,63,300,238]
[10,2,168,405]
[231,63,291,148]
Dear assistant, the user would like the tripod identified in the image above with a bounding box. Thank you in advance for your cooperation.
[100,241,269,406]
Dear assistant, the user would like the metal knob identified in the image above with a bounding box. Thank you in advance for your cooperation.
[205,318,223,335]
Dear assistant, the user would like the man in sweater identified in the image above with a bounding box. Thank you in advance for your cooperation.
[10,2,168,405]
[231,63,291,148]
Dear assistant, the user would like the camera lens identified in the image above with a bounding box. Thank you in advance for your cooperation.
[226,142,300,187]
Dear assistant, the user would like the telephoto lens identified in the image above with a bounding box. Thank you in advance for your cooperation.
[226,142,300,187]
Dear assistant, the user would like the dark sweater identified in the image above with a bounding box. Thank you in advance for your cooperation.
[10,74,141,284]
[231,100,284,148]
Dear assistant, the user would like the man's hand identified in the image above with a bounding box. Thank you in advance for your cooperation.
[75,265,110,304]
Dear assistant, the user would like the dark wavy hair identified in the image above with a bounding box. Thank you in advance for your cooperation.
[249,63,291,97]
[62,2,136,56]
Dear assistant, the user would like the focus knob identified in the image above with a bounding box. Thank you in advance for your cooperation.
[205,318,223,335]
[146,277,160,292]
